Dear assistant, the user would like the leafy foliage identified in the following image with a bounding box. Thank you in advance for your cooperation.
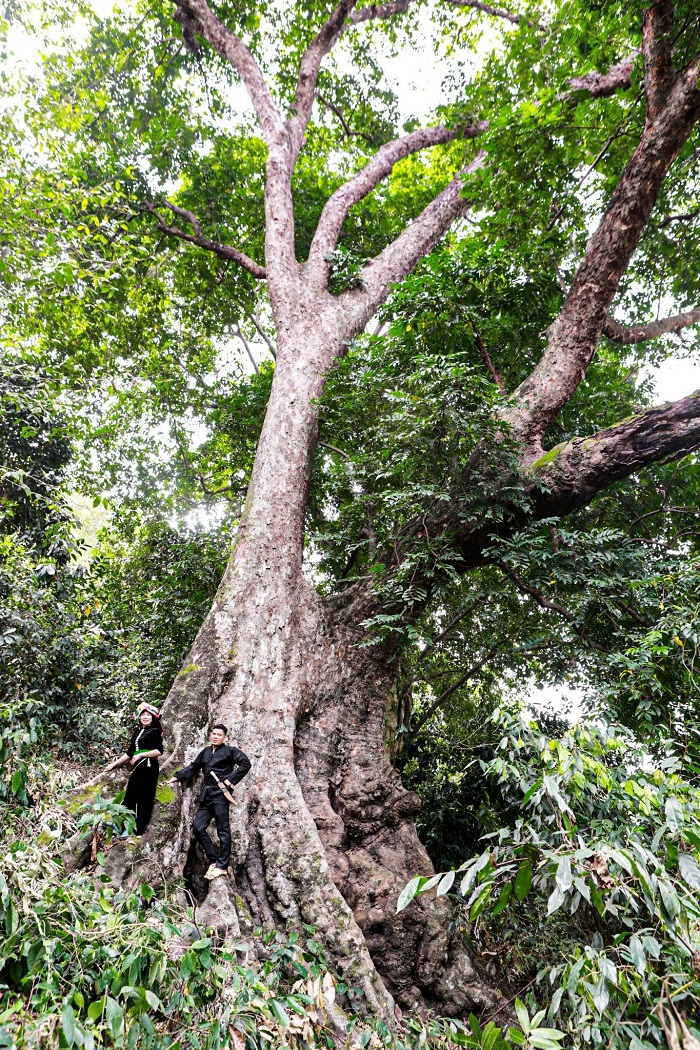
[402,709,700,1049]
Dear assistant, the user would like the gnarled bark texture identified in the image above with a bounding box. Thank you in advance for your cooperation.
[94,303,501,1019]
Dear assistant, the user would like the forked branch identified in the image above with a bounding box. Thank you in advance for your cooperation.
[316,91,377,144]
[349,151,487,319]
[145,202,267,278]
[603,307,700,344]
[308,124,486,277]
[290,0,358,160]
[172,0,283,141]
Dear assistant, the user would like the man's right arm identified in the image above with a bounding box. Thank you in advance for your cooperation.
[172,749,204,784]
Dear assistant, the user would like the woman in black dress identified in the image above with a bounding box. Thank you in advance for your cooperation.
[104,703,164,835]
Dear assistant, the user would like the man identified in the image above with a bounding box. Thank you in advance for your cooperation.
[170,724,251,880]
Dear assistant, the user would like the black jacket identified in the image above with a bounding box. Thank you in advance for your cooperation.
[174,743,251,803]
[126,724,163,759]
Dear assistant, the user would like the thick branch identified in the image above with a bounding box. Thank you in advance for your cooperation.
[172,0,283,141]
[308,125,485,278]
[530,389,700,516]
[566,53,638,98]
[290,0,358,161]
[642,0,677,119]
[350,0,525,25]
[348,0,413,25]
[443,0,530,26]
[347,151,487,319]
[507,47,700,450]
[603,307,700,344]
[145,202,267,278]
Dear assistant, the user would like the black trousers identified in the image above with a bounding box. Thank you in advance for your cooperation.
[123,757,159,835]
[192,795,231,868]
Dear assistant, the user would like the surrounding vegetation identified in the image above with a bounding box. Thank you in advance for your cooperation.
[2,0,700,1045]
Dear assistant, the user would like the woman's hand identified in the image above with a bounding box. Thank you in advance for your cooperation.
[105,754,128,773]
[130,756,138,766]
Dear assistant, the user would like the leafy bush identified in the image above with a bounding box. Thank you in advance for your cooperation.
[400,710,700,1049]
[0,786,516,1050]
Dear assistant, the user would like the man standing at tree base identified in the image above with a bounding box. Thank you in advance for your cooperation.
[170,724,251,880]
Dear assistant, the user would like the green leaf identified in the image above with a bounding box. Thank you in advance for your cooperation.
[659,879,681,922]
[143,990,160,1010]
[418,873,442,893]
[522,779,542,804]
[679,852,700,890]
[436,870,455,896]
[592,976,609,1014]
[665,797,684,833]
[514,863,532,902]
[492,881,513,916]
[469,884,493,920]
[269,1000,290,1027]
[514,999,530,1035]
[87,998,105,1022]
[529,1029,565,1049]
[460,862,479,896]
[62,1003,77,1047]
[191,937,211,949]
[397,877,421,913]
[105,996,122,1039]
[627,936,646,975]
[555,856,573,893]
[546,885,565,915]
[27,939,45,971]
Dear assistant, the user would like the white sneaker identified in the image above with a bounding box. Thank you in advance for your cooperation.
[204,863,218,880]
[208,867,227,880]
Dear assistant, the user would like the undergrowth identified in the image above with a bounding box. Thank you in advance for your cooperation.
[0,765,512,1050]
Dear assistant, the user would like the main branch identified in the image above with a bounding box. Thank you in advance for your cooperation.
[531,389,700,515]
[565,53,638,98]
[348,151,487,320]
[642,0,677,119]
[507,39,700,451]
[603,307,700,344]
[172,0,283,142]
[308,124,486,279]
[290,0,358,161]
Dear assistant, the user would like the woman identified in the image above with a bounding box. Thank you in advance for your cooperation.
[104,703,164,836]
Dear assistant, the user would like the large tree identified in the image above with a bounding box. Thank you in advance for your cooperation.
[26,0,700,1022]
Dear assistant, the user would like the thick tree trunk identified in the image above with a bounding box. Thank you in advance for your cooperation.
[86,296,502,1021]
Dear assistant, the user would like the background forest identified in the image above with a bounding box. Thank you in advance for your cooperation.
[2,0,700,1047]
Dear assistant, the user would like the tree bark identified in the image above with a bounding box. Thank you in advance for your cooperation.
[77,285,501,1022]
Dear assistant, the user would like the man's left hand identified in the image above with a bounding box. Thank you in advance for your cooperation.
[224,780,233,789]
